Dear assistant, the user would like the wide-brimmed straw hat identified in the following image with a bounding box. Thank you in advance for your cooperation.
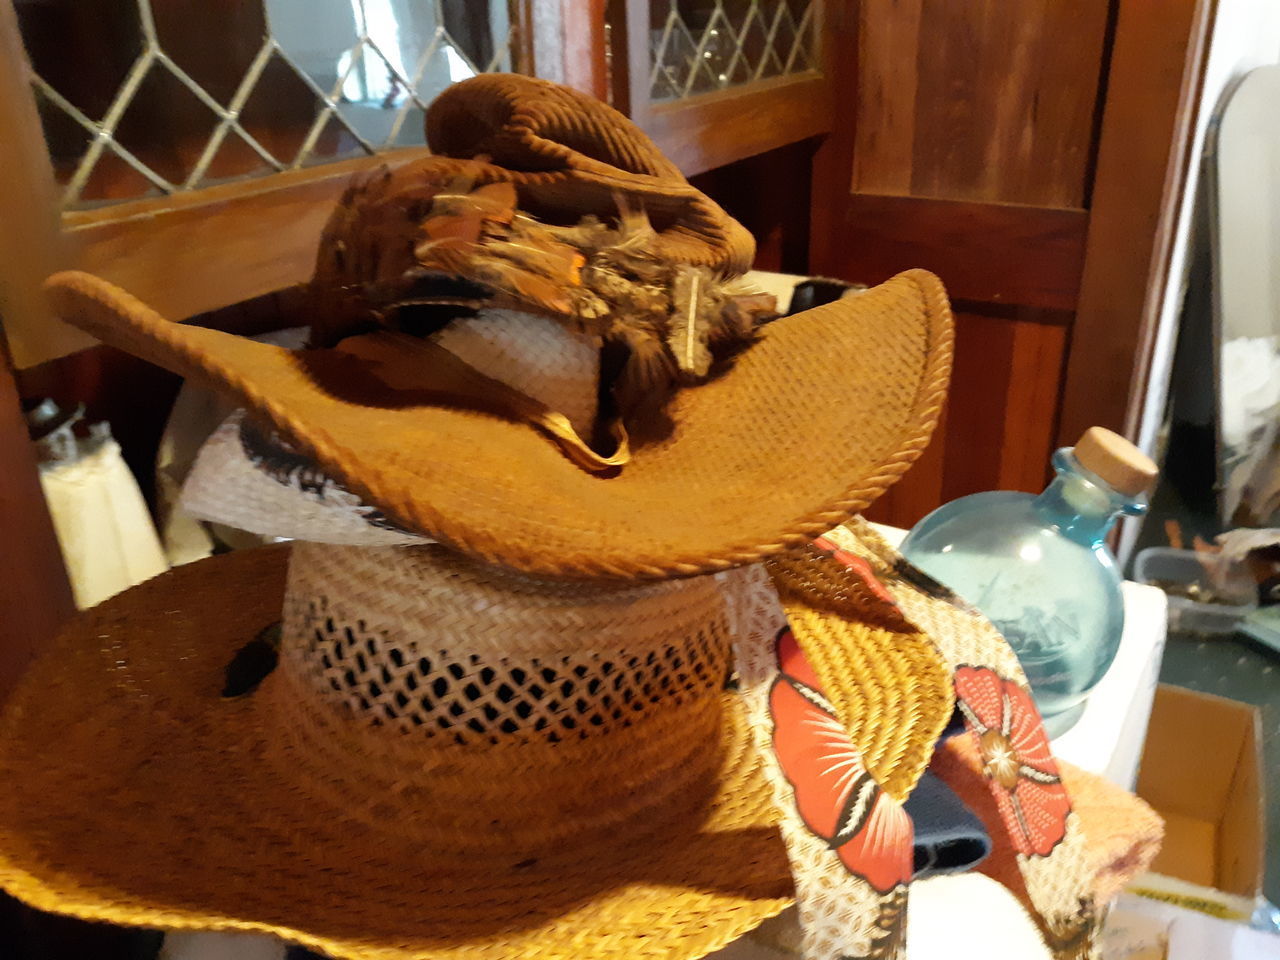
[0,75,1156,960]
[0,543,793,959]
[0,529,1157,960]
[43,74,952,582]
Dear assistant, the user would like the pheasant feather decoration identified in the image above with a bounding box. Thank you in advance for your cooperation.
[308,160,779,421]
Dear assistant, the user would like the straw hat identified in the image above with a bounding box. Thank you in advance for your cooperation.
[43,75,953,582]
[0,543,801,959]
[0,75,1005,960]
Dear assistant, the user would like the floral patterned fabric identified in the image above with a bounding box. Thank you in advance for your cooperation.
[953,666,1071,858]
[770,627,914,893]
[822,519,1103,959]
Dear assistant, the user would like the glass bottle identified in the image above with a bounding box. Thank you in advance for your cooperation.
[899,427,1157,737]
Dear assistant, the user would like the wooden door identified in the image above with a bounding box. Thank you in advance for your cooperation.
[812,0,1212,527]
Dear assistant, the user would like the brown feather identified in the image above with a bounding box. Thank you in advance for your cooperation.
[469,257,577,316]
[485,236,585,286]
[666,266,718,381]
[309,163,776,415]
[609,321,676,418]
[421,178,518,244]
[543,215,617,252]
[713,292,777,346]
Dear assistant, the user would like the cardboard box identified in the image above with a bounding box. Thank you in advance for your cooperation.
[1134,684,1264,899]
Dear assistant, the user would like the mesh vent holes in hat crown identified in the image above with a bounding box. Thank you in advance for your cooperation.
[263,541,741,851]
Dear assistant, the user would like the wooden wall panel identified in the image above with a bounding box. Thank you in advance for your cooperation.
[850,0,923,197]
[868,311,1069,528]
[942,312,1068,500]
[813,0,1117,529]
[691,139,817,274]
[998,317,1070,491]
[864,402,947,527]
[941,312,1017,500]
[818,194,1087,310]
[1057,0,1213,445]
[853,0,1112,208]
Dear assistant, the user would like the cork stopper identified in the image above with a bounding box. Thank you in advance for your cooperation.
[1073,427,1157,496]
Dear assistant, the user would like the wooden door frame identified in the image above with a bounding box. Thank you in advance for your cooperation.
[0,347,74,703]
[807,0,1214,526]
[1056,0,1216,447]
[0,0,75,698]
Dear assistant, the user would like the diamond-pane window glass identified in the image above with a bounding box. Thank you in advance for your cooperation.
[14,0,520,210]
[649,0,818,103]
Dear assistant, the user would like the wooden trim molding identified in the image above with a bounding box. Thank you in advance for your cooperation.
[643,74,833,176]
[0,0,90,368]
[0,347,74,703]
[812,194,1089,311]
[59,149,431,328]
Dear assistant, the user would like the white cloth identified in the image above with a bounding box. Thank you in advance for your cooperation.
[39,437,168,610]
[180,413,426,547]
[711,876,1051,960]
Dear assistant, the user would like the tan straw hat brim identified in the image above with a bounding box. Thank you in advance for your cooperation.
[0,547,795,960]
[45,269,952,581]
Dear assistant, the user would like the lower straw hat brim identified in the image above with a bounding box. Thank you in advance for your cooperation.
[0,547,795,960]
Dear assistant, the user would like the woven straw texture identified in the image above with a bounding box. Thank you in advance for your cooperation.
[720,563,904,960]
[0,537,972,960]
[46,268,951,581]
[827,521,1116,958]
[181,306,602,546]
[765,543,954,803]
[0,546,799,960]
[43,71,952,581]
[281,540,734,748]
[11,70,969,959]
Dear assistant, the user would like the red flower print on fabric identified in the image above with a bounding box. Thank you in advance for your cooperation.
[769,627,913,892]
[812,535,900,609]
[953,666,1070,857]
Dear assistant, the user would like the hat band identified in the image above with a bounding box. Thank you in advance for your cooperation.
[333,331,629,474]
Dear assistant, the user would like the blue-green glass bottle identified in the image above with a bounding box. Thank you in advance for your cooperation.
[899,428,1157,737]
